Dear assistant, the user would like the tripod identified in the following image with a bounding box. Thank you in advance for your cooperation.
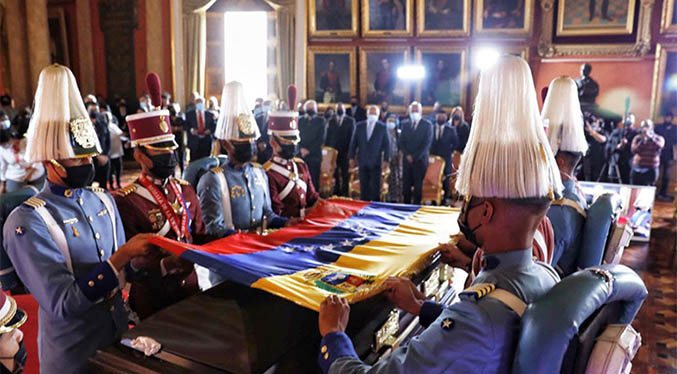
[597,154,623,184]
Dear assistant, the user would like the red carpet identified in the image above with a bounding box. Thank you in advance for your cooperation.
[14,294,39,374]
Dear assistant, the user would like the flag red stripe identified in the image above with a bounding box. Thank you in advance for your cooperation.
[149,199,369,257]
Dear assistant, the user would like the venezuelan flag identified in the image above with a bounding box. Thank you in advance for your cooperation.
[149,198,460,311]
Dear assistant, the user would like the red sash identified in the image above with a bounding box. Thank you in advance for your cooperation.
[138,174,192,242]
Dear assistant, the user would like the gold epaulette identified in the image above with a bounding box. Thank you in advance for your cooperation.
[210,166,224,174]
[23,197,46,209]
[88,186,105,193]
[115,184,138,196]
[250,162,263,169]
[174,178,190,186]
[293,157,305,164]
[459,283,495,302]
[263,160,274,171]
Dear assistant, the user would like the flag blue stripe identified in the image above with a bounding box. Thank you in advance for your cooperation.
[184,202,421,285]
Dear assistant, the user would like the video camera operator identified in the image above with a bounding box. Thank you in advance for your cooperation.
[582,112,608,181]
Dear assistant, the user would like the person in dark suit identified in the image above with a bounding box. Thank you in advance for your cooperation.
[430,111,459,199]
[255,99,273,163]
[451,106,470,153]
[185,96,216,161]
[299,100,327,190]
[86,101,111,189]
[325,103,356,196]
[349,105,390,201]
[349,96,367,123]
[400,102,433,204]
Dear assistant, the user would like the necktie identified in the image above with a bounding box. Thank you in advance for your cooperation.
[367,122,374,140]
[198,111,205,133]
[413,121,418,132]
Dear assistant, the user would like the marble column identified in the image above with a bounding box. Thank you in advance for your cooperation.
[4,0,30,105]
[294,0,305,97]
[76,0,96,95]
[25,0,51,93]
[170,0,185,105]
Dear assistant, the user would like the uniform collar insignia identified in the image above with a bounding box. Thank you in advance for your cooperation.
[48,182,79,198]
[273,156,287,165]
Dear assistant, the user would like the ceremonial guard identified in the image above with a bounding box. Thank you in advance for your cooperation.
[542,77,593,276]
[3,64,154,374]
[264,86,320,218]
[0,288,27,373]
[114,73,206,320]
[317,56,562,374]
[197,81,288,287]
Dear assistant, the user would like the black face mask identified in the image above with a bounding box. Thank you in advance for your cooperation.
[298,110,305,116]
[457,199,483,248]
[148,152,177,179]
[336,109,344,116]
[306,110,316,117]
[350,102,358,107]
[325,112,334,119]
[452,115,462,122]
[63,163,95,189]
[437,119,446,125]
[1,340,27,374]
[232,142,256,163]
[279,143,298,159]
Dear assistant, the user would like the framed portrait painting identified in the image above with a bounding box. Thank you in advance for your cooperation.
[307,47,357,109]
[474,0,533,36]
[557,0,636,36]
[416,0,470,37]
[359,46,411,109]
[650,44,677,121]
[414,47,467,109]
[362,0,414,37]
[661,0,677,34]
[309,0,359,37]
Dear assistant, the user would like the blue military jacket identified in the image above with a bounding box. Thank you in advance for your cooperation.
[196,162,286,238]
[319,248,559,374]
[547,179,588,275]
[3,183,128,374]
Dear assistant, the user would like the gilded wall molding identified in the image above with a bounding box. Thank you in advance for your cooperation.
[538,0,655,57]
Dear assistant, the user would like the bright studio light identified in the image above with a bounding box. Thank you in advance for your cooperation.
[397,65,426,81]
[474,48,501,71]
[224,11,268,104]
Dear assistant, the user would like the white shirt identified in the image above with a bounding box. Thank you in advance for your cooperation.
[108,122,127,159]
[0,138,45,182]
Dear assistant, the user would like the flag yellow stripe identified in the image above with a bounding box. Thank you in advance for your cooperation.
[251,206,460,311]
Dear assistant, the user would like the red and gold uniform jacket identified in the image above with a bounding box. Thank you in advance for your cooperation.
[114,175,207,320]
[264,156,320,218]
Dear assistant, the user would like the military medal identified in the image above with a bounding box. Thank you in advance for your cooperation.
[138,174,192,242]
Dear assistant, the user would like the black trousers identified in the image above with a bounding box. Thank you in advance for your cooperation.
[108,157,122,189]
[334,158,350,196]
[658,159,673,195]
[630,166,658,186]
[94,159,110,189]
[305,156,322,192]
[403,158,428,204]
[359,164,382,201]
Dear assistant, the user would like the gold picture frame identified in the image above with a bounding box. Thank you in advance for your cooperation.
[474,0,533,37]
[650,44,677,121]
[359,46,411,111]
[414,46,467,111]
[307,46,357,110]
[362,0,414,38]
[661,0,677,34]
[537,0,654,57]
[416,0,470,37]
[308,0,359,37]
[557,0,636,36]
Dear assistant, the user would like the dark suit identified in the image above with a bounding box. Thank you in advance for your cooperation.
[430,123,459,197]
[93,113,111,189]
[185,110,216,161]
[255,113,273,163]
[326,115,356,196]
[349,120,390,201]
[400,118,433,204]
[299,114,327,190]
[349,105,367,123]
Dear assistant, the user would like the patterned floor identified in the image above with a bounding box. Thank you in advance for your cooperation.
[563,0,630,27]
[621,200,677,373]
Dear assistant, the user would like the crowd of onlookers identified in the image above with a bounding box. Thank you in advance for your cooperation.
[0,92,673,202]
